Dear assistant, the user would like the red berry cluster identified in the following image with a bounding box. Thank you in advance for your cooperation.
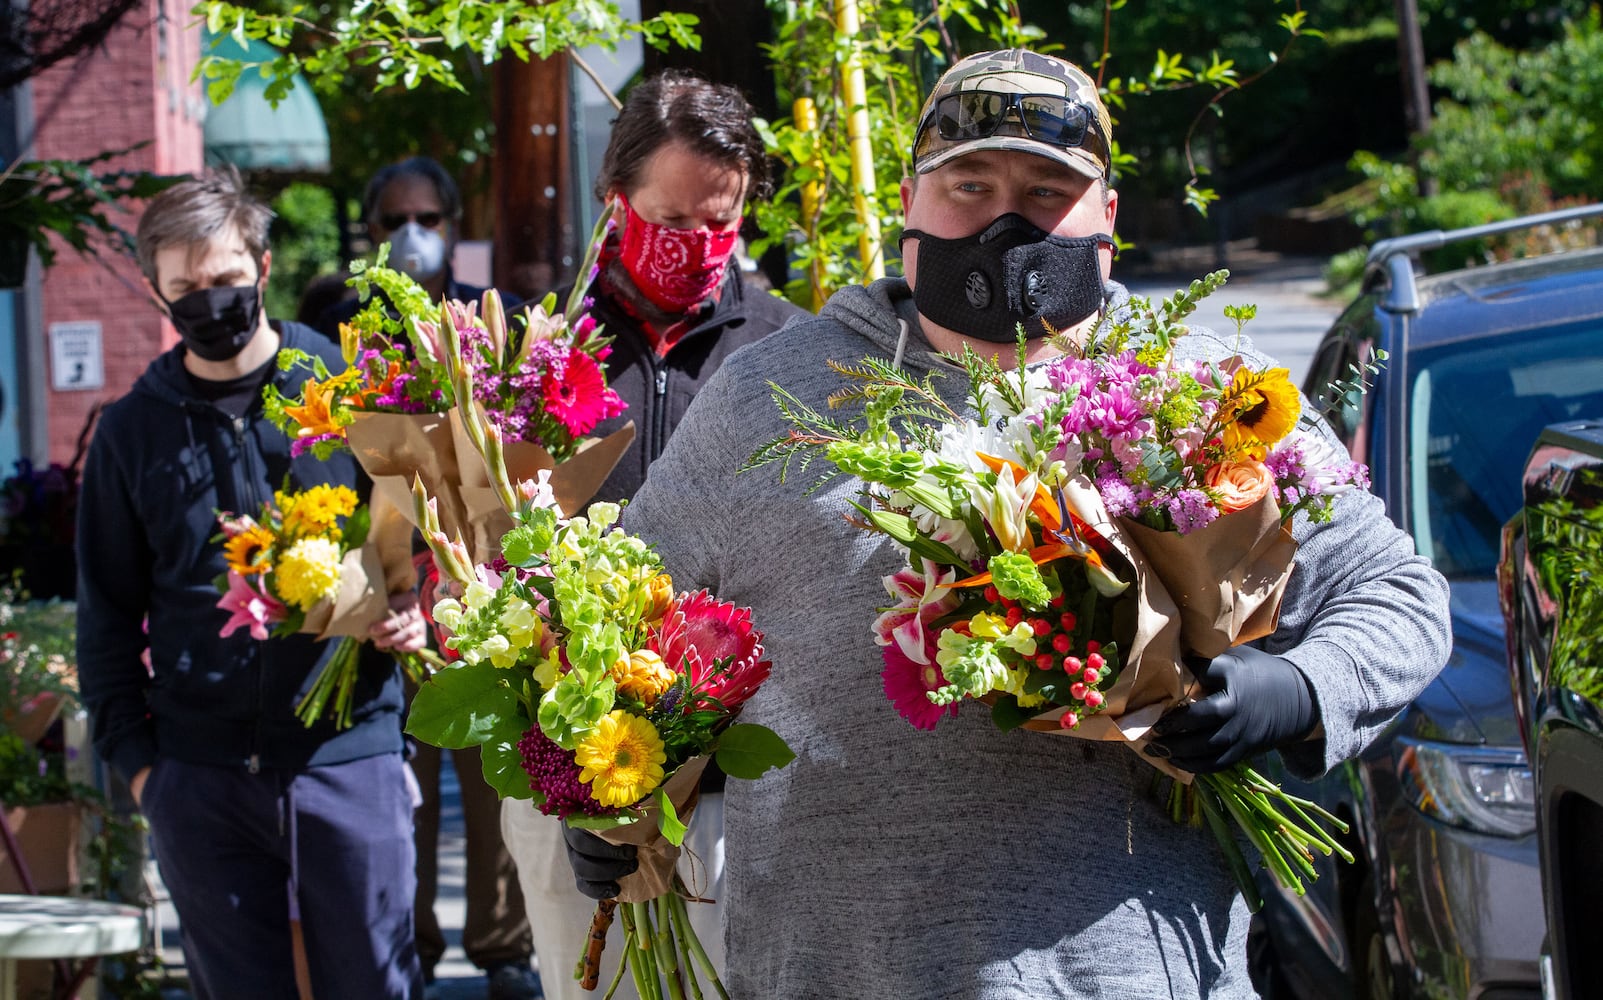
[982,584,1110,730]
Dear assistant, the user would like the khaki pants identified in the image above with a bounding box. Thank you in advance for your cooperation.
[413,743,534,970]
[500,793,724,999]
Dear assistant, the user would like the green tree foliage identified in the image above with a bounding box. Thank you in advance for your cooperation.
[264,182,342,321]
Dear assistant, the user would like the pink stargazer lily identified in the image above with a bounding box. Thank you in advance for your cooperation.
[216,571,287,640]
[873,559,960,665]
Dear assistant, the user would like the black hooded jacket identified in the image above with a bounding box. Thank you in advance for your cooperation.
[75,323,406,784]
[578,268,809,504]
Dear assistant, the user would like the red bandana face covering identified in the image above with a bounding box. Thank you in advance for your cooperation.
[617,196,742,313]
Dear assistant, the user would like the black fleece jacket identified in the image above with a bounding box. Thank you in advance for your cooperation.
[75,323,406,784]
[580,268,810,504]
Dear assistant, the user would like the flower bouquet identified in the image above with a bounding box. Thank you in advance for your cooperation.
[213,483,437,728]
[746,271,1374,910]
[264,212,634,561]
[406,459,792,997]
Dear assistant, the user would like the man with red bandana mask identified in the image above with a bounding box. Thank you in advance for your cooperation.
[500,69,808,1000]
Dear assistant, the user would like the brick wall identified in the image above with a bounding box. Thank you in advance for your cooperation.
[31,0,204,463]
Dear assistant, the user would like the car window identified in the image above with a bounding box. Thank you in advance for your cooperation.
[1409,320,1603,578]
[1303,294,1381,447]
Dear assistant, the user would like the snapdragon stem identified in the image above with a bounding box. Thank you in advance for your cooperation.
[664,892,706,1000]
[1195,781,1261,913]
[669,889,729,1000]
[651,898,687,1000]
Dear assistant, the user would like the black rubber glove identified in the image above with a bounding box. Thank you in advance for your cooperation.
[1148,646,1318,774]
[563,823,638,900]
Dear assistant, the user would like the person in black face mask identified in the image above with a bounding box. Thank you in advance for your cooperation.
[77,167,430,1000]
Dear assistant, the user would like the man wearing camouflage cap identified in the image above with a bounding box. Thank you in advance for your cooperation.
[563,49,1448,997]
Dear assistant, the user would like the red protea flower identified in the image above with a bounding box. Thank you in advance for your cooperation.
[541,348,625,437]
[650,590,771,711]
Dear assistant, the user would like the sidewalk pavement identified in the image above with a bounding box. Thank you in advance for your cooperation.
[153,752,529,999]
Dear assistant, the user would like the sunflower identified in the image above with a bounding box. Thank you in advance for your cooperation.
[574,710,667,808]
[1222,366,1300,455]
[223,524,276,576]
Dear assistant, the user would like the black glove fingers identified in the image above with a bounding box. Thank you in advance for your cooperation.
[562,824,638,860]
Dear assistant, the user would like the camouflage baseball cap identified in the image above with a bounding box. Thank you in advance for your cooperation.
[912,49,1113,181]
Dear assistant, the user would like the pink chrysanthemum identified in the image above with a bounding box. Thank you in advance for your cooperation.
[542,349,625,437]
[651,590,771,711]
[882,637,959,730]
[517,725,607,819]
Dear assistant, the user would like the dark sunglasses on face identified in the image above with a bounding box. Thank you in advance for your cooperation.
[378,211,445,232]
[923,91,1108,169]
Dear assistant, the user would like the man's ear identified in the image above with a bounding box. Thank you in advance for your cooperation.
[258,250,273,288]
[899,175,915,218]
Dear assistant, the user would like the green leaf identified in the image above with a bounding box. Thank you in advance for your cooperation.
[656,786,687,846]
[713,723,795,780]
[480,723,536,799]
[405,658,522,748]
[990,695,1032,732]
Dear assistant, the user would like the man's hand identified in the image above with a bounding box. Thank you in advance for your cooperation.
[369,591,427,654]
[130,766,151,808]
[563,823,638,900]
[1149,646,1319,774]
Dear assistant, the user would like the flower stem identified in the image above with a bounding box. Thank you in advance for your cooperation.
[669,888,730,1000]
[580,898,617,990]
[664,892,706,1000]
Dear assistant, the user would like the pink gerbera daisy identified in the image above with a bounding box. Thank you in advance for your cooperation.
[882,637,960,730]
[541,349,625,437]
[651,590,772,711]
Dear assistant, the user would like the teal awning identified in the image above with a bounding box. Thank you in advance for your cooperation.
[202,33,330,172]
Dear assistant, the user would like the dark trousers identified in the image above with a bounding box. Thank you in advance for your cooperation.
[412,742,534,970]
[144,754,423,1000]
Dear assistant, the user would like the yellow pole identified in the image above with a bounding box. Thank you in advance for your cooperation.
[836,0,884,281]
[793,96,827,311]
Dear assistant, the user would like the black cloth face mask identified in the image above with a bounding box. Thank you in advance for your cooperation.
[903,213,1112,343]
[161,284,263,362]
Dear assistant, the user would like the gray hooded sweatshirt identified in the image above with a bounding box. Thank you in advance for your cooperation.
[622,277,1450,999]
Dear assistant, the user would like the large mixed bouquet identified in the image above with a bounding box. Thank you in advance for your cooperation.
[213,484,434,728]
[748,271,1375,909]
[407,410,791,997]
[264,212,633,558]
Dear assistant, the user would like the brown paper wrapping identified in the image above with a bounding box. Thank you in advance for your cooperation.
[300,544,389,641]
[1119,495,1297,659]
[985,484,1300,783]
[596,756,710,904]
[344,409,635,565]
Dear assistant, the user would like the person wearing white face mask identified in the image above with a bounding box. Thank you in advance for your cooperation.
[326,158,542,1000]
[312,157,509,342]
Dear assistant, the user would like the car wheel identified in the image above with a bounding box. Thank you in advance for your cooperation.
[1353,872,1399,999]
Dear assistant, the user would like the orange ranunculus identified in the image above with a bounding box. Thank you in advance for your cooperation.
[1206,459,1275,513]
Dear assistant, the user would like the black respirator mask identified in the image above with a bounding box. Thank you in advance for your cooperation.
[160,284,263,362]
[902,213,1113,343]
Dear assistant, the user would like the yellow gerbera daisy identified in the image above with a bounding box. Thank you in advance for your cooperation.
[609,649,677,706]
[223,524,276,576]
[274,536,344,611]
[574,710,666,808]
[1223,366,1300,455]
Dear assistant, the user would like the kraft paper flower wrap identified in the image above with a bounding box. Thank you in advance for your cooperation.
[594,756,711,904]
[267,210,634,564]
[748,271,1375,910]
[213,485,433,728]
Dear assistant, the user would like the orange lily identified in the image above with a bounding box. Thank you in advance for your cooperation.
[283,371,358,439]
[946,454,1126,596]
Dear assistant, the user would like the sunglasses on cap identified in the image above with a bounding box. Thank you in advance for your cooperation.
[922,91,1108,169]
[378,211,445,232]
